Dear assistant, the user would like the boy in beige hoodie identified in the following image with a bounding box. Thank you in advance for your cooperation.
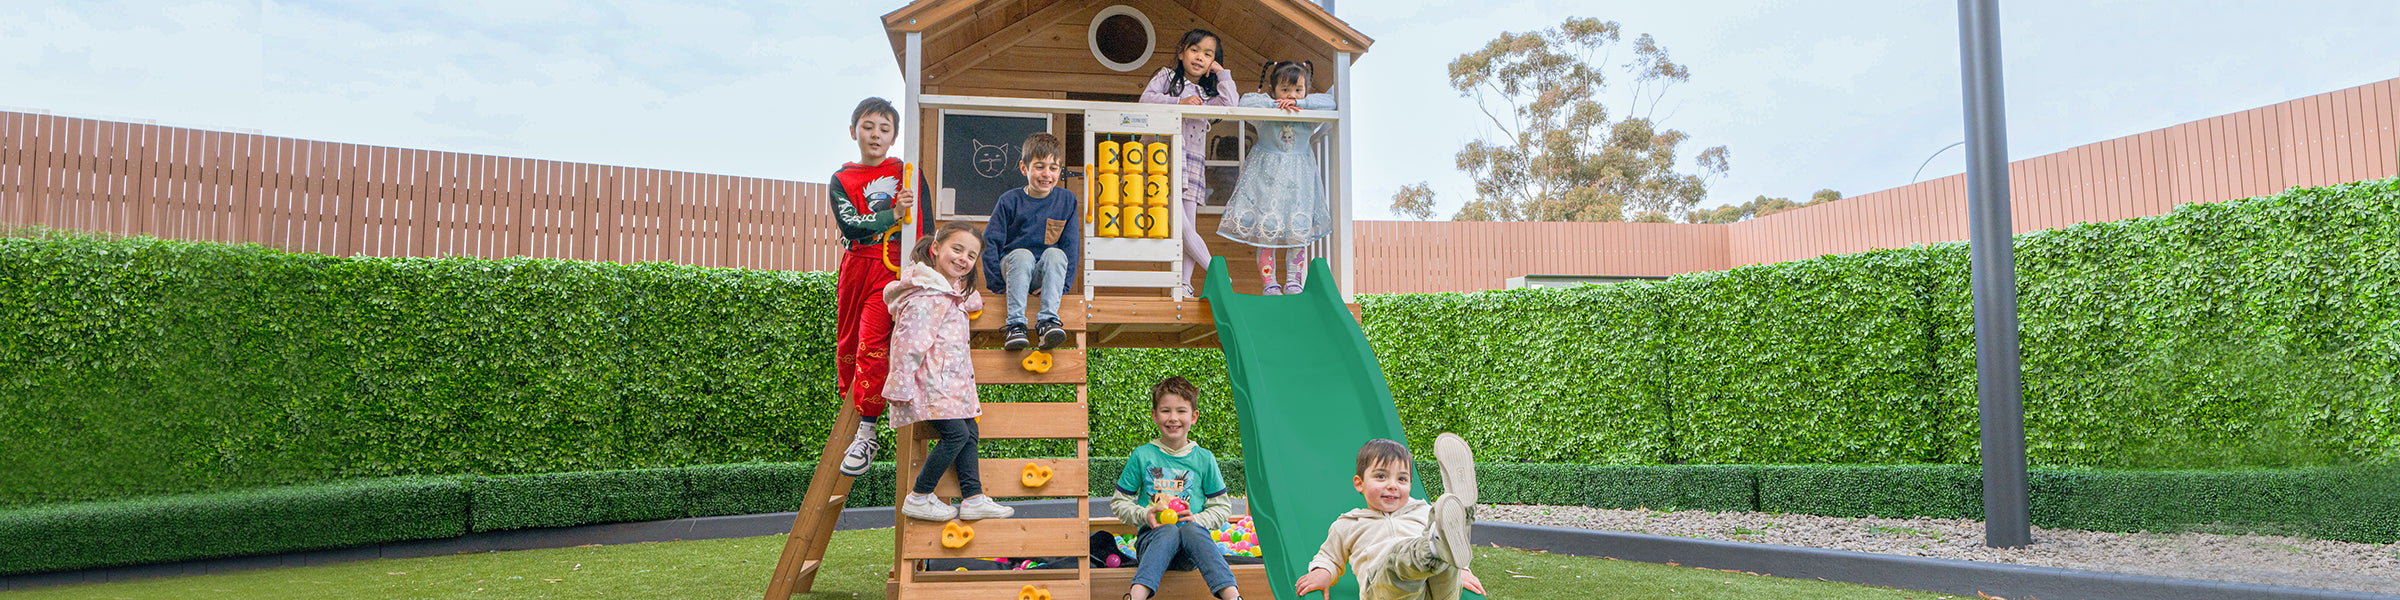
[1293,434,1485,600]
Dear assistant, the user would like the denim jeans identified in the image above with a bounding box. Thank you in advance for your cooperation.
[1001,247,1069,326]
[1131,522,1237,596]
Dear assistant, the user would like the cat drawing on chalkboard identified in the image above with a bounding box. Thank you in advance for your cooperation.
[971,140,1015,179]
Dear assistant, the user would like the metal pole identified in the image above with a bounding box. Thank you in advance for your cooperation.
[1958,0,2030,548]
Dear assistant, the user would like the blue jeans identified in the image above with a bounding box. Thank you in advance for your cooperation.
[1132,522,1237,596]
[1001,247,1068,326]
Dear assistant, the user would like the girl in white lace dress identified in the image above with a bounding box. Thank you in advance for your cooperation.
[1217,61,1334,294]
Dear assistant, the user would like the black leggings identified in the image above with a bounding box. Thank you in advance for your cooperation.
[911,418,981,497]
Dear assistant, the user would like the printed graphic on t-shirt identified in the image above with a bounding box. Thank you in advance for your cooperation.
[861,176,899,213]
[1146,465,1192,497]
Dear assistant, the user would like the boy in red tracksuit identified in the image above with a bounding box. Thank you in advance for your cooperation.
[831,97,930,476]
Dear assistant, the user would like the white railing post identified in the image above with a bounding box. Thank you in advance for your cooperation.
[1334,52,1355,302]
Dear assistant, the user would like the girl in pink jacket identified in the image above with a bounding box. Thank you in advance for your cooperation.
[885,221,1014,522]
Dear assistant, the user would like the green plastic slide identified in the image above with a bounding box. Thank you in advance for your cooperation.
[1205,257,1483,600]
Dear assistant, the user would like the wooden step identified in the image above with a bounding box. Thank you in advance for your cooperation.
[971,293,1087,331]
[970,349,1085,384]
[888,579,1089,600]
[911,568,1081,583]
[1091,564,1271,600]
[928,458,1089,498]
[914,402,1085,440]
[899,517,1090,559]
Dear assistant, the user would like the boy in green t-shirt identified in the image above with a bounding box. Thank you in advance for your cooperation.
[1111,376,1244,600]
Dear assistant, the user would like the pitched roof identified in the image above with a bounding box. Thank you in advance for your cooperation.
[877,0,1372,98]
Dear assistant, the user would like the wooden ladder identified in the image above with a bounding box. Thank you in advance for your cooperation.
[763,397,867,598]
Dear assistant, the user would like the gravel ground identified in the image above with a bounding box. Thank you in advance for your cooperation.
[1481,504,2400,595]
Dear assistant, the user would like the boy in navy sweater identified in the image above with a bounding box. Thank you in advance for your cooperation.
[982,132,1081,350]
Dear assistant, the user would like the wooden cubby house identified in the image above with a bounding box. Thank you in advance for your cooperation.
[768,2,1371,599]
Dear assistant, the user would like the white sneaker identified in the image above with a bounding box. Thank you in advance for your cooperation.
[956,494,1015,520]
[1430,493,1474,572]
[1432,432,1477,504]
[839,422,878,477]
[901,493,957,522]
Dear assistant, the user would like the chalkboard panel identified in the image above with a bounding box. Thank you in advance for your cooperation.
[940,111,1051,218]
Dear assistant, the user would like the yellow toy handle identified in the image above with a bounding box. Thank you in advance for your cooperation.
[881,163,920,273]
[1083,162,1095,223]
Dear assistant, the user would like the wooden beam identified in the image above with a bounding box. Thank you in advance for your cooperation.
[892,579,1090,600]
[883,0,981,33]
[972,292,1088,330]
[943,402,1090,439]
[929,458,1090,497]
[898,517,1089,559]
[970,348,1087,384]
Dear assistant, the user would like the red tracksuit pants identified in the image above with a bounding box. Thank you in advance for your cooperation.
[834,242,900,418]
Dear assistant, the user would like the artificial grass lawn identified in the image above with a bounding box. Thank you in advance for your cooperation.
[2,528,1948,599]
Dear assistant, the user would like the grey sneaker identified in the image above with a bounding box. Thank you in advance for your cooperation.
[1432,432,1478,504]
[839,421,878,476]
[901,493,958,522]
[957,494,1015,520]
[1430,493,1474,571]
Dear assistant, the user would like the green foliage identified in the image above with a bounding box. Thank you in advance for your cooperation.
[1662,248,1943,464]
[0,476,468,575]
[1363,283,1668,466]
[470,468,687,532]
[1978,179,2400,468]
[1581,465,1757,512]
[1757,464,1981,519]
[4,179,2398,516]
[2030,464,2400,544]
[0,234,835,506]
[683,462,809,517]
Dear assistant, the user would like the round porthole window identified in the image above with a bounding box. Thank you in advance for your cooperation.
[1087,5,1153,72]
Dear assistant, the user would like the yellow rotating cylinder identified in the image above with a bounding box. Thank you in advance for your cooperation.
[1094,172,1121,238]
[1144,173,1172,238]
[1096,139,1121,174]
[1118,173,1143,240]
[1121,137,1146,174]
[1146,142,1170,176]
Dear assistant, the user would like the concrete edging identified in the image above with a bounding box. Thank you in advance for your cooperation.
[9,498,2393,599]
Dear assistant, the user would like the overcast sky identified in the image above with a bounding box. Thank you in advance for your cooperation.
[4,1,2394,220]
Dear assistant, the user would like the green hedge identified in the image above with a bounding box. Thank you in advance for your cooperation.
[0,476,468,576]
[0,230,838,506]
[1757,464,1982,519]
[5,179,2399,508]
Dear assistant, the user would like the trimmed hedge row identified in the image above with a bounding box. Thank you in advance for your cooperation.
[1472,463,2400,544]
[10,461,2389,576]
[0,458,1238,576]
[0,476,468,576]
